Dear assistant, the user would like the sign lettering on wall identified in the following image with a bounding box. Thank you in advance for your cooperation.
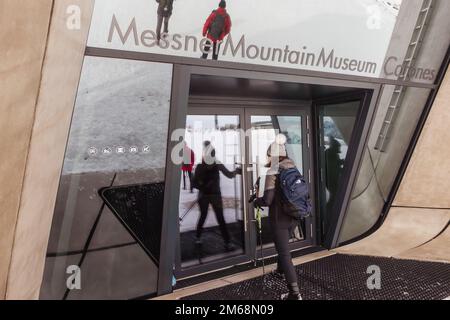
[87,0,436,81]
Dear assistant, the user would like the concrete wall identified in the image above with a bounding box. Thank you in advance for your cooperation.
[338,0,424,242]
[0,0,93,299]
[394,68,450,208]
[335,68,450,259]
[339,0,450,243]
[0,0,54,300]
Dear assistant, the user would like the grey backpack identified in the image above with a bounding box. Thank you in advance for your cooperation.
[209,11,227,39]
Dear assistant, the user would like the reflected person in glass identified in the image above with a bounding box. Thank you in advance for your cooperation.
[201,0,232,60]
[192,141,241,252]
[156,0,174,45]
[324,136,344,230]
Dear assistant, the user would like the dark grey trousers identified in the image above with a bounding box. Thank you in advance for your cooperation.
[196,194,231,244]
[201,41,222,60]
[272,220,300,292]
[156,14,170,40]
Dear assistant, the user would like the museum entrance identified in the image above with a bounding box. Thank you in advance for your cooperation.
[176,104,313,276]
[172,71,373,279]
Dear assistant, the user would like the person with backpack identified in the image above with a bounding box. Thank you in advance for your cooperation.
[201,0,232,60]
[192,141,242,252]
[253,134,311,300]
[156,0,174,44]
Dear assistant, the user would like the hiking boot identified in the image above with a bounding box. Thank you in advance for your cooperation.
[281,293,303,300]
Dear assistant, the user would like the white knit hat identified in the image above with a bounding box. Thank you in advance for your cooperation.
[267,134,288,158]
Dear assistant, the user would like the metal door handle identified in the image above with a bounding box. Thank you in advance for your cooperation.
[242,157,248,232]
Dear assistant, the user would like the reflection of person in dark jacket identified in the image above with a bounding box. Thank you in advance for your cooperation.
[156,0,174,43]
[324,136,344,230]
[201,0,232,60]
[253,134,302,300]
[193,141,241,252]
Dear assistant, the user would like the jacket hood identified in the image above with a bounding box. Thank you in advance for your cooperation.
[279,158,296,170]
[267,158,296,174]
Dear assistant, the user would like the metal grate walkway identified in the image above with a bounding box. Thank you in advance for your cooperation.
[181,254,450,300]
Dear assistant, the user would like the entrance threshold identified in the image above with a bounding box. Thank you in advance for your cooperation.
[173,246,325,291]
[154,249,332,300]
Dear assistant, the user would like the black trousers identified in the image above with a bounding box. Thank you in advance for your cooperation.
[201,41,221,60]
[156,14,170,40]
[182,171,193,191]
[196,194,231,244]
[271,220,299,286]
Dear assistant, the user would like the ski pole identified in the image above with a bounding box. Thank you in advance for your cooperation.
[256,206,265,276]
[179,200,197,222]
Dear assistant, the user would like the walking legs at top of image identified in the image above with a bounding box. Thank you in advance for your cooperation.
[156,0,174,44]
[201,41,222,61]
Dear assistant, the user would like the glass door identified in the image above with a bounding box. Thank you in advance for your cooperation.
[245,108,314,259]
[317,101,360,240]
[313,92,371,247]
[177,108,249,273]
[176,106,314,277]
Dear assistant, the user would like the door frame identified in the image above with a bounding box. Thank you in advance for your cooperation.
[244,106,316,261]
[175,103,315,279]
[312,90,376,248]
[175,106,251,279]
[157,65,381,296]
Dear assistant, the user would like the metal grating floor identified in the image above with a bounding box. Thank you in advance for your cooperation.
[181,254,450,300]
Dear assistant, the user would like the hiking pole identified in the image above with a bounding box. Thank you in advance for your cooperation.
[249,177,261,267]
[179,200,197,222]
[233,156,239,222]
[249,177,265,275]
[256,206,266,277]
